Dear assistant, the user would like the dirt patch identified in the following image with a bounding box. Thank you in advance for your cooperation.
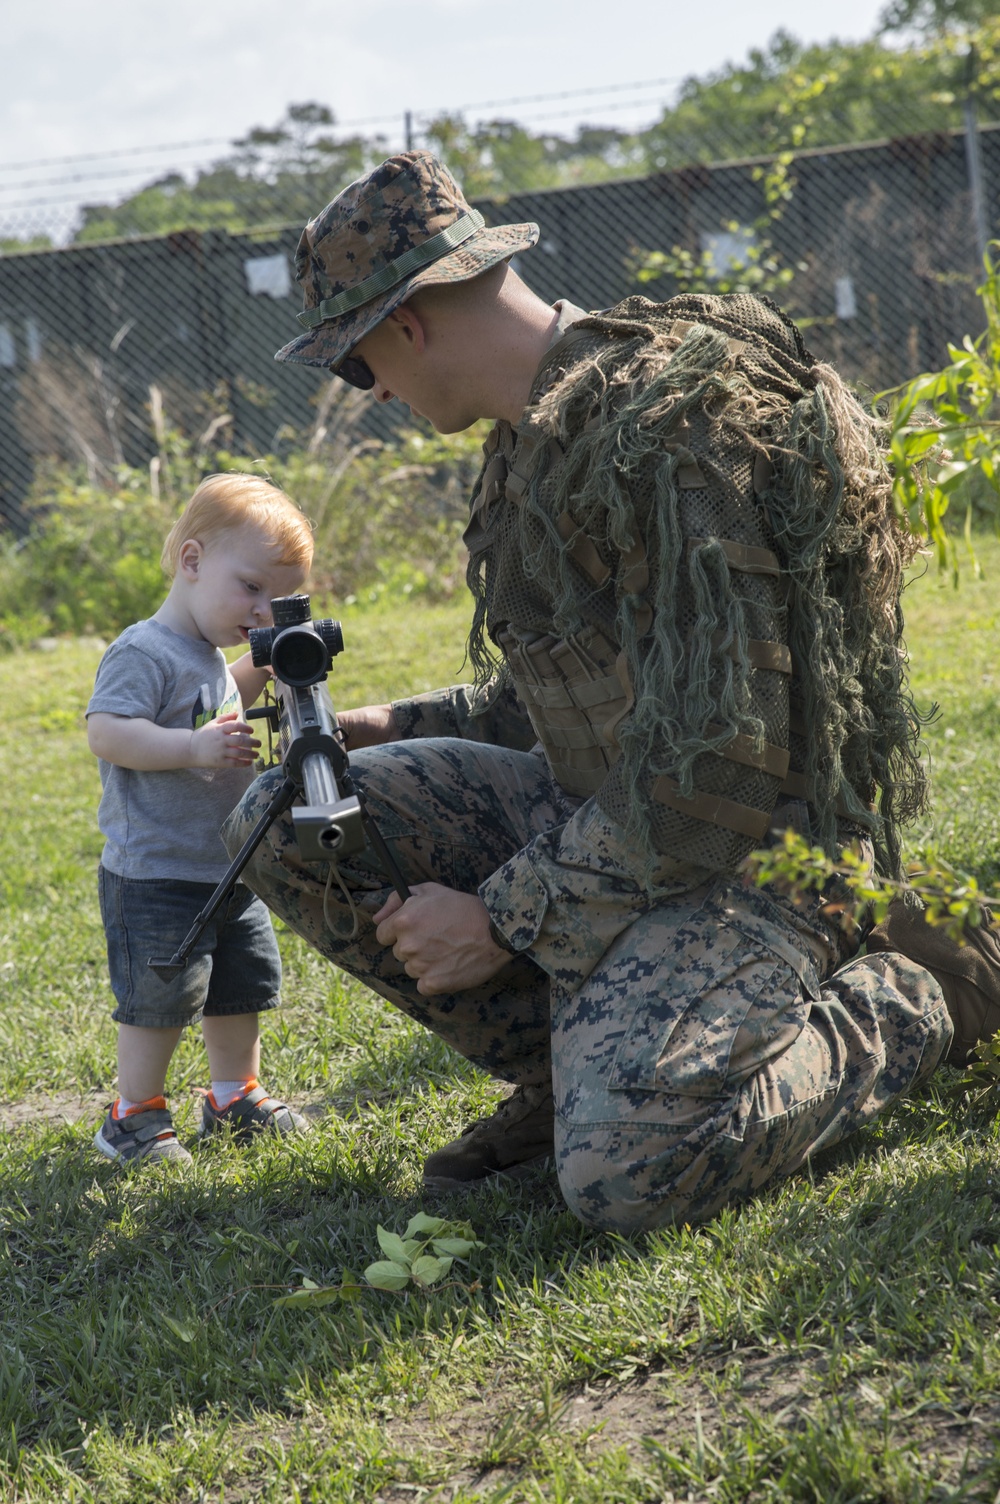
[210,1351,1000,1503]
[0,1089,107,1132]
[369,1351,1000,1501]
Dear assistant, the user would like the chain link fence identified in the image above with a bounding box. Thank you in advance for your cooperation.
[1,99,997,531]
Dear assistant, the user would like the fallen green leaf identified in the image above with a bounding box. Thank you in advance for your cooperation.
[410,1254,453,1286]
[376,1227,412,1266]
[364,1260,411,1291]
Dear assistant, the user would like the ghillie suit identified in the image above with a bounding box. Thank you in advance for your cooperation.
[465,292,925,891]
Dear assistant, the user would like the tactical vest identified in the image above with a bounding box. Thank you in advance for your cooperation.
[464,293,847,879]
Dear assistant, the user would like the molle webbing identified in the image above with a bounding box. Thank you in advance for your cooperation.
[556,511,611,587]
[652,716,794,845]
[704,724,790,779]
[651,778,772,841]
[688,538,780,575]
[667,318,746,362]
[709,632,792,675]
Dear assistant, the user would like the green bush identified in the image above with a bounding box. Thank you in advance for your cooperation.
[249,423,487,602]
[2,470,174,640]
[1,419,486,643]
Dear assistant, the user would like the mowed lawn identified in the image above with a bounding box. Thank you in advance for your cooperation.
[2,548,1000,1504]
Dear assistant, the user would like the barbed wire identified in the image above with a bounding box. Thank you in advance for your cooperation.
[0,75,683,180]
[452,94,676,128]
[0,165,222,198]
[0,85,680,229]
[0,94,674,207]
[419,76,681,117]
[0,138,233,175]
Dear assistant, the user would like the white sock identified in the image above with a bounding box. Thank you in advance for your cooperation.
[114,1093,166,1118]
[211,1079,253,1109]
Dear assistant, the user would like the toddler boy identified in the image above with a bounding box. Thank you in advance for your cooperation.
[87,473,314,1164]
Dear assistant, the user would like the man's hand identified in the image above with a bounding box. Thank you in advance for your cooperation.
[338,702,402,751]
[374,884,513,996]
[189,711,260,768]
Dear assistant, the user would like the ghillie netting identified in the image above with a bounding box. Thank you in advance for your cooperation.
[467,294,927,883]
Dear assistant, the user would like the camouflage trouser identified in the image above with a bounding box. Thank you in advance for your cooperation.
[222,738,954,1233]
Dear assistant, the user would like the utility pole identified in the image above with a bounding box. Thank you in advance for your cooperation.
[404,111,414,152]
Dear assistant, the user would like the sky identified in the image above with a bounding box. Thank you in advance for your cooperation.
[1,0,895,238]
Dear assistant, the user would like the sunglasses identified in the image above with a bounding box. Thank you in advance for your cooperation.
[333,353,375,390]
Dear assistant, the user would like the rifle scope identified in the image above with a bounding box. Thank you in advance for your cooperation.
[249,594,344,688]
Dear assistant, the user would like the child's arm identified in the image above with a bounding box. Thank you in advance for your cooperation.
[229,651,273,711]
[87,711,260,771]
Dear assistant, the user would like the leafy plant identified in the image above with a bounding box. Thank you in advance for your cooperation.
[747,827,1000,946]
[364,1213,484,1292]
[885,245,1000,570]
[629,157,802,302]
[958,1029,1000,1103]
[1,395,484,641]
[275,1213,485,1307]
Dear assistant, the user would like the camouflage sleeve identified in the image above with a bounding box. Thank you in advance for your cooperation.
[392,681,537,750]
[478,798,709,991]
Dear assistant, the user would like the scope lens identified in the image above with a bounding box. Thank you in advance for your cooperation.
[270,626,329,687]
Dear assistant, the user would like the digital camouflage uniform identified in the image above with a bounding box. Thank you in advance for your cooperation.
[226,248,952,1230]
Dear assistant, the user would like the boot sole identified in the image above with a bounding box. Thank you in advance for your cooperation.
[94,1125,192,1165]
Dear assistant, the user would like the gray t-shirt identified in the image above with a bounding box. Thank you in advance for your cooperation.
[87,618,255,881]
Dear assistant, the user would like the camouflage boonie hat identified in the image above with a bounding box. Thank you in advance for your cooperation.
[274,150,540,369]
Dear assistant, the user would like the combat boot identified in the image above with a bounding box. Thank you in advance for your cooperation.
[423,1083,555,1189]
[866,897,1000,1064]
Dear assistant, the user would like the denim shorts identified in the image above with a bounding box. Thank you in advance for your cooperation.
[98,867,282,1028]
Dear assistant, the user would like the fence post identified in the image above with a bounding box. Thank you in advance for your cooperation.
[963,49,990,268]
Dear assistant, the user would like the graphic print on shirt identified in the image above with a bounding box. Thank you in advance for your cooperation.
[191,682,240,729]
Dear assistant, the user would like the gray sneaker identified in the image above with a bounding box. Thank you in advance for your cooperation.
[423,1084,555,1190]
[95,1102,193,1165]
[198,1083,309,1143]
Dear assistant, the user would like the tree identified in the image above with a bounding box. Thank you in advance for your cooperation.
[878,0,998,38]
[421,114,643,198]
[887,248,1000,570]
[75,103,383,243]
[68,18,1000,247]
[638,28,980,172]
[0,233,53,254]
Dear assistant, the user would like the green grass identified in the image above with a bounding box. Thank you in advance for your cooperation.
[2,566,1000,1502]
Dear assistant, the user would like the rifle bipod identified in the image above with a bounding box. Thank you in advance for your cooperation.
[147,772,409,980]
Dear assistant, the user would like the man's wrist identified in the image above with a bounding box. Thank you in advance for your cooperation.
[488,917,520,955]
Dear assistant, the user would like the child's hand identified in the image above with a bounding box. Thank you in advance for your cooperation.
[188,711,261,769]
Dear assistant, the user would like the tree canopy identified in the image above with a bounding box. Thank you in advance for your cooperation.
[66,14,1000,246]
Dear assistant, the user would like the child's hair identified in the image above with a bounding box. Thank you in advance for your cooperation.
[161,473,314,578]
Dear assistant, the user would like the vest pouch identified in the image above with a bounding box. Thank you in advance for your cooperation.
[498,626,628,798]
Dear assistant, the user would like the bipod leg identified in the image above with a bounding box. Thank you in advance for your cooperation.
[148,777,299,979]
[356,787,411,904]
